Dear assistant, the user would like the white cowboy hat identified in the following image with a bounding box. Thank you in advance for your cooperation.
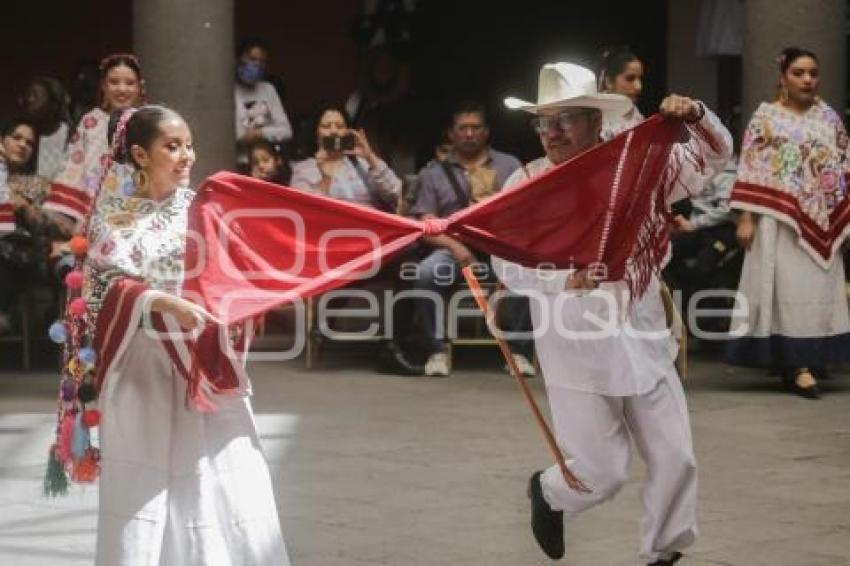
[504,62,631,117]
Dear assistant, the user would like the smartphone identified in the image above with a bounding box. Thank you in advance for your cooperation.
[321,133,356,152]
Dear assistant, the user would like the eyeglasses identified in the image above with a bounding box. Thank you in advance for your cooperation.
[453,123,486,133]
[530,110,594,134]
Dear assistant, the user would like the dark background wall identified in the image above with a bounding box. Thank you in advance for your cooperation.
[1,2,134,115]
[0,1,362,120]
[409,1,667,161]
[1,0,667,166]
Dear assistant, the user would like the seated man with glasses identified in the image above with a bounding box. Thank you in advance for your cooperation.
[407,100,531,377]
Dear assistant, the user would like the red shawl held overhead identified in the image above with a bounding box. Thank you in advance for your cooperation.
[184,115,683,324]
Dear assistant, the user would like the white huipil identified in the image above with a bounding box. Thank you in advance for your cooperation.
[494,107,732,563]
[601,103,645,142]
[46,108,134,224]
[85,187,289,566]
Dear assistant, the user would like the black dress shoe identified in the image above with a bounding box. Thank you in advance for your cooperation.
[782,370,821,400]
[527,471,564,560]
[648,551,683,565]
[375,342,423,376]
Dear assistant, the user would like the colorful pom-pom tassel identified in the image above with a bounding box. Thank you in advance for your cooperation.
[77,383,97,404]
[79,346,97,366]
[70,447,100,483]
[67,358,83,378]
[69,235,88,256]
[57,413,74,463]
[69,297,87,317]
[48,321,68,343]
[71,412,89,460]
[60,378,76,402]
[64,270,84,289]
[82,409,101,428]
[43,444,69,497]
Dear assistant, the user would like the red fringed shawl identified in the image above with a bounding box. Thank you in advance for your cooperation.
[184,115,683,324]
[92,278,244,410]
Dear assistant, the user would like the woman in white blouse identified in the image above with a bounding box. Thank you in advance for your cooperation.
[597,46,646,140]
[21,77,72,181]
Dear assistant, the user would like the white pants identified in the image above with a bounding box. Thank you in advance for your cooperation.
[96,333,289,566]
[541,374,697,563]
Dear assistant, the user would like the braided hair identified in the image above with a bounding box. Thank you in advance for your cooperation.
[107,105,181,168]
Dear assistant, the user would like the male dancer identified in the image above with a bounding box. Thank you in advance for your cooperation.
[496,62,732,565]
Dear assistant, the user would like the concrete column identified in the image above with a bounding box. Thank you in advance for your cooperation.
[667,0,718,110]
[742,0,846,121]
[133,0,234,184]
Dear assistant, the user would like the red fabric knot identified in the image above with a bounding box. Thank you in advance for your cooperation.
[422,217,449,235]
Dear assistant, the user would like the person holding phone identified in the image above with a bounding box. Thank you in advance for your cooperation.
[290,105,401,210]
[291,105,421,375]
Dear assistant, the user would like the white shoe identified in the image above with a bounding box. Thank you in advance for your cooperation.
[506,353,536,377]
[424,351,450,377]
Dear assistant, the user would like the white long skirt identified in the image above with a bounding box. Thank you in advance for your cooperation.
[95,332,289,566]
[726,216,850,368]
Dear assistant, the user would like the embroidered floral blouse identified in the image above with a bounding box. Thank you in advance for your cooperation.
[45,108,134,224]
[83,187,194,321]
[734,101,848,230]
[0,157,51,235]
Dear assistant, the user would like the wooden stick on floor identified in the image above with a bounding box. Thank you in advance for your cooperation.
[461,266,590,493]
[659,282,687,379]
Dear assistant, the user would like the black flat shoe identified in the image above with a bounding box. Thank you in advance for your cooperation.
[782,370,821,400]
[527,471,564,560]
[788,381,821,399]
[375,342,423,376]
[648,551,683,565]
[811,367,831,381]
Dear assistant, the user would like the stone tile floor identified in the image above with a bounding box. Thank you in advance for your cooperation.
[0,346,847,565]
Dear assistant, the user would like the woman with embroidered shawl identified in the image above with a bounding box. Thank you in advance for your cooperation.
[46,53,143,229]
[44,54,143,282]
[726,47,850,399]
[85,105,289,564]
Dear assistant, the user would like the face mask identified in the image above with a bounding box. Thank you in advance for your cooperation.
[237,61,265,85]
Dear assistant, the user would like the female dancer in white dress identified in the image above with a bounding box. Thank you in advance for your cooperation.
[86,105,289,565]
